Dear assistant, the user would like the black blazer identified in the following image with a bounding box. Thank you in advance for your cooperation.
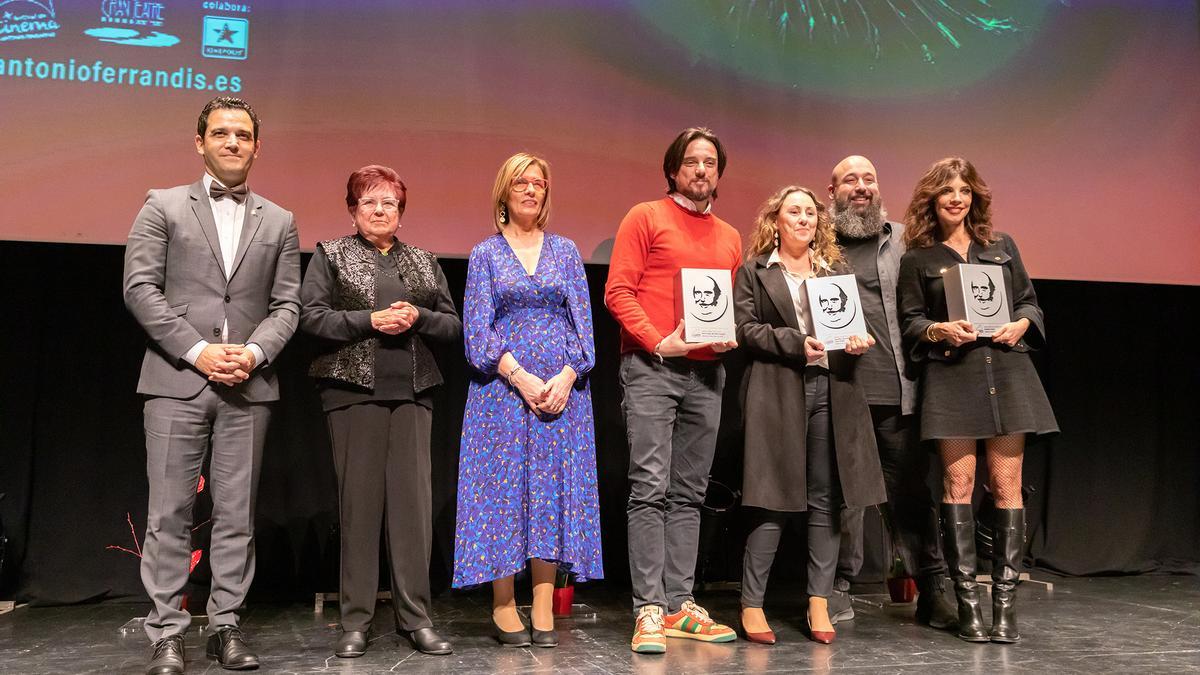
[897,232,1045,372]
[734,253,886,512]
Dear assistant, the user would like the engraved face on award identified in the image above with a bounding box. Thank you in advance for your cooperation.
[805,274,867,349]
[676,268,736,342]
[968,270,1003,317]
[690,275,728,322]
[942,263,1011,336]
[816,283,852,328]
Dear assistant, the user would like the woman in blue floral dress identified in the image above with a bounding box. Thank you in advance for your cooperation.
[454,153,603,648]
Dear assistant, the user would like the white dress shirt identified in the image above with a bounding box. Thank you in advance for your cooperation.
[767,248,828,370]
[184,174,265,370]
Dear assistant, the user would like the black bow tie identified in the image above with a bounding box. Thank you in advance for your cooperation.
[209,182,249,204]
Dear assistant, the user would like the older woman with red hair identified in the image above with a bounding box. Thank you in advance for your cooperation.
[301,165,461,658]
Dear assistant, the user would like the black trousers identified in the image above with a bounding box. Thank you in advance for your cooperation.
[838,405,946,584]
[327,401,433,632]
[742,370,842,605]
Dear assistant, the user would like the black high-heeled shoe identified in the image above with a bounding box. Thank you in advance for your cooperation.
[530,626,558,648]
[493,618,532,648]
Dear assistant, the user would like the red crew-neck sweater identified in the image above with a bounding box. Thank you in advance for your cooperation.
[604,197,743,360]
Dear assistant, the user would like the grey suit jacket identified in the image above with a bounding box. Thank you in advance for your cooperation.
[123,179,301,402]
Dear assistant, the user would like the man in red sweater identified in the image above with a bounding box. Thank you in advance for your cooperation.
[604,128,743,654]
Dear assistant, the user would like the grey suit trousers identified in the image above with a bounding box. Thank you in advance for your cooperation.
[141,386,269,641]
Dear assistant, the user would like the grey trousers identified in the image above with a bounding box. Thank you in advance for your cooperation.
[742,369,841,604]
[620,351,724,613]
[326,402,433,633]
[141,386,269,642]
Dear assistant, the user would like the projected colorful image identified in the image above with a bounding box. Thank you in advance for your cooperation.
[0,0,1197,285]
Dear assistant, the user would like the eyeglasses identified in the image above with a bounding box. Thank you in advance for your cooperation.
[357,197,402,212]
[510,177,548,192]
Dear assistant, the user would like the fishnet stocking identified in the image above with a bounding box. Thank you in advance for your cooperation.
[938,435,1025,507]
[984,434,1025,508]
[938,439,977,504]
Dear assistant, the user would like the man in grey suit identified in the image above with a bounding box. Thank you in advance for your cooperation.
[123,96,300,674]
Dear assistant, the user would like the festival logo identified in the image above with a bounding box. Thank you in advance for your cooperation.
[812,281,858,331]
[967,270,1005,317]
[84,1,179,47]
[0,0,60,42]
[201,14,247,59]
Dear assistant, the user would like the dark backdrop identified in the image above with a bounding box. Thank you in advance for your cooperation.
[1,240,1196,606]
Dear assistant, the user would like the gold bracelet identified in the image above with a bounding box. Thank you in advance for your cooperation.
[507,365,524,384]
[925,323,939,343]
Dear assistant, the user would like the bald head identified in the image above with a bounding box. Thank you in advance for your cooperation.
[830,156,878,194]
[829,155,886,238]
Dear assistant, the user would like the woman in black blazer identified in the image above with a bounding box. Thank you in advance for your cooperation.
[896,157,1057,645]
[734,186,886,645]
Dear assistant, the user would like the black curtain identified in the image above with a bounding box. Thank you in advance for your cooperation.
[1,241,1195,606]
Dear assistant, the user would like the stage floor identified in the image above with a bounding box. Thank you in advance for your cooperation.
[1,575,1197,673]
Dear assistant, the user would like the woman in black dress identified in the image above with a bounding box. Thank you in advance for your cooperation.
[897,157,1057,644]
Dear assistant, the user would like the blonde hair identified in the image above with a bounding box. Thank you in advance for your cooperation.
[747,185,843,266]
[490,152,552,233]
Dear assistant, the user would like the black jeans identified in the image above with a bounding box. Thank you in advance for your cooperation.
[742,369,842,604]
[838,405,946,584]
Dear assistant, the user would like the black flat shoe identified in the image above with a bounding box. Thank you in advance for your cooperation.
[493,618,531,648]
[206,626,259,670]
[404,627,453,655]
[146,634,185,675]
[334,630,368,658]
[531,627,559,648]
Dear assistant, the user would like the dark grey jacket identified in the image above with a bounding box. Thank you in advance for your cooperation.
[734,253,887,512]
[122,180,301,402]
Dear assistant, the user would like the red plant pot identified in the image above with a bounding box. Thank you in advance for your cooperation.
[552,585,574,617]
[887,576,917,604]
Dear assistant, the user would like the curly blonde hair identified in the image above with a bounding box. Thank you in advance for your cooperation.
[747,185,843,266]
[902,157,997,250]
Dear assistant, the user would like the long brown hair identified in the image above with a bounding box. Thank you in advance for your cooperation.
[747,186,843,266]
[902,157,997,250]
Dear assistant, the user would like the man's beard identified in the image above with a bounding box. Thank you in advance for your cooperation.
[832,199,887,239]
[678,181,713,204]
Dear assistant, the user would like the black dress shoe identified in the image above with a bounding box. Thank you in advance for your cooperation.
[916,574,959,631]
[493,618,531,648]
[403,627,453,655]
[335,630,369,658]
[146,634,185,675]
[206,626,259,670]
[531,627,559,648]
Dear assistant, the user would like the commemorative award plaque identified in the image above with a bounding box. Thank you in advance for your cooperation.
[942,264,1011,337]
[804,274,867,350]
[675,268,735,343]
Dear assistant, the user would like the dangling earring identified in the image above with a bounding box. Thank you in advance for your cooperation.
[773,228,780,248]
[499,205,508,225]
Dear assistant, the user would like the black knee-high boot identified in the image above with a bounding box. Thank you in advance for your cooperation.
[940,503,988,642]
[989,508,1024,643]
